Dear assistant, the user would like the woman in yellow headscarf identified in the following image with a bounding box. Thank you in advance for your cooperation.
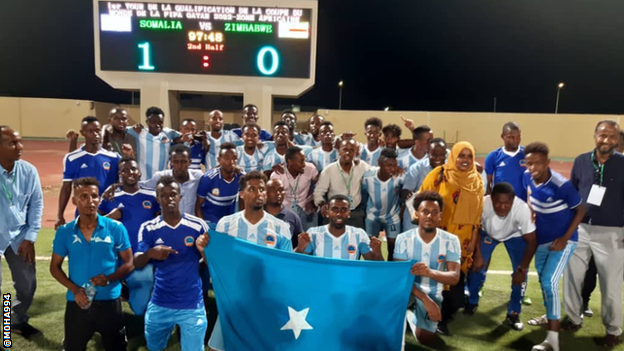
[418,141,484,334]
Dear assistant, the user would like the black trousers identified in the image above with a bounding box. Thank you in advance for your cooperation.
[64,299,127,351]
[441,272,466,322]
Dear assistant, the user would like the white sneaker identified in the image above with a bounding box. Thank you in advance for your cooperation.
[531,341,554,351]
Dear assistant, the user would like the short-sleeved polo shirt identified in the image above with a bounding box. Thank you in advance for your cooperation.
[52,215,131,301]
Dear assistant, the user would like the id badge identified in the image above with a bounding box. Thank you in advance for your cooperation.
[291,200,298,211]
[8,205,26,228]
[348,195,355,210]
[587,184,606,206]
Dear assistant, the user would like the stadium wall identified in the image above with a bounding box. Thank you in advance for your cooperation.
[2,97,619,159]
[318,109,622,159]
[0,97,282,138]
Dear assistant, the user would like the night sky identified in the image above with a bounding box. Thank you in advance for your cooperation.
[3,0,624,113]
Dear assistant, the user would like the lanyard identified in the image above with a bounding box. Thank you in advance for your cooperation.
[591,152,604,186]
[339,165,354,193]
[112,139,122,154]
[0,165,17,204]
[286,171,300,202]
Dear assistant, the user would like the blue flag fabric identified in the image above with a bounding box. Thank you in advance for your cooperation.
[205,230,415,351]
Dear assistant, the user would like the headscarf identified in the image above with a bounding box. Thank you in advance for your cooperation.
[443,141,484,224]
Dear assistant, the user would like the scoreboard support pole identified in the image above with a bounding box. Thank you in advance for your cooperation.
[244,84,273,133]
[140,82,273,131]
[140,81,173,128]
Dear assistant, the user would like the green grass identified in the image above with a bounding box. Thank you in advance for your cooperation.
[3,229,621,350]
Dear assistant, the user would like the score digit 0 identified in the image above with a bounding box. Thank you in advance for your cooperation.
[257,46,279,76]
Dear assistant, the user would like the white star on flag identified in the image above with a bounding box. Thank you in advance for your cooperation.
[280,306,313,339]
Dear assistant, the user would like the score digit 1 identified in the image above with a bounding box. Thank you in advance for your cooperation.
[138,42,155,70]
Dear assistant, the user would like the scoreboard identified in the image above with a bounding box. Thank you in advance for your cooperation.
[97,1,312,78]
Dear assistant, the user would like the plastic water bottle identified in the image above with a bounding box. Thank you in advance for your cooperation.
[83,283,97,310]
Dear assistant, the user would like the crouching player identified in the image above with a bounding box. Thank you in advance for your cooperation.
[393,191,461,347]
[465,182,537,331]
[134,176,209,351]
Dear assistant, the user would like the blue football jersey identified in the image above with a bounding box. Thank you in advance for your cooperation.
[99,188,160,252]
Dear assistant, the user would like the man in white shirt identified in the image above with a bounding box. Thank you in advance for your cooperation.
[140,145,203,215]
[465,182,538,331]
[314,139,369,229]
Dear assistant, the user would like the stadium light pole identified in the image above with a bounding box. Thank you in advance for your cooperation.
[338,81,344,110]
[555,82,564,114]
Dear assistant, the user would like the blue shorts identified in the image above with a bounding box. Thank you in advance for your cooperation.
[411,298,439,333]
[365,218,401,239]
[144,302,207,351]
[124,264,154,316]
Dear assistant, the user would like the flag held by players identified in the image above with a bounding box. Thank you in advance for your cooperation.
[205,230,414,351]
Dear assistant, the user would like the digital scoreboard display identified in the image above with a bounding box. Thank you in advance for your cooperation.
[98,1,312,78]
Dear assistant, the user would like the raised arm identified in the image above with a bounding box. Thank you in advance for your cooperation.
[55,181,72,229]
[313,170,330,207]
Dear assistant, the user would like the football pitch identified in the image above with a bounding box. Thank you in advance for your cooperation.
[2,229,620,350]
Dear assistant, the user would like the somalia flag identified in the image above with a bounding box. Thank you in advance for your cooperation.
[205,230,415,351]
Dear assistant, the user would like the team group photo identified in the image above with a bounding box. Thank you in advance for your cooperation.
[3,0,624,350]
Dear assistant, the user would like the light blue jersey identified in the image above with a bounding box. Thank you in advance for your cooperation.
[394,228,461,303]
[304,225,371,260]
[205,131,243,170]
[362,168,404,225]
[397,148,427,171]
[215,211,293,251]
[359,144,382,166]
[404,158,435,193]
[127,128,181,180]
[262,149,286,172]
[306,148,338,172]
[236,144,272,173]
[294,132,320,147]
